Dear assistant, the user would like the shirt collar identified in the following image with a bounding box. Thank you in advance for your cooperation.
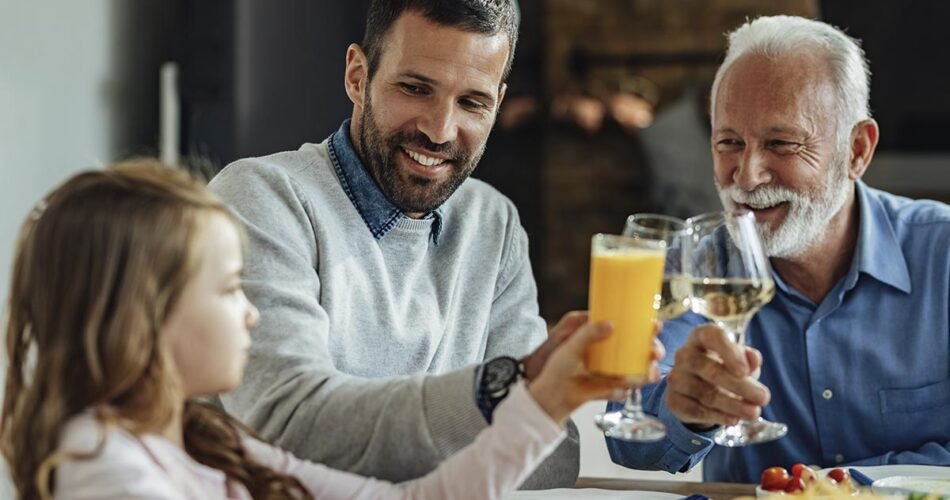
[771,181,911,302]
[846,181,912,294]
[327,120,444,244]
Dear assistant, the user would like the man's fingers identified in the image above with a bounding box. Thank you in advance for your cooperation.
[667,391,741,427]
[668,371,761,420]
[674,348,769,405]
[745,346,762,372]
[686,325,750,377]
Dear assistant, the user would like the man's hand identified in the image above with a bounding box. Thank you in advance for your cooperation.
[666,324,770,427]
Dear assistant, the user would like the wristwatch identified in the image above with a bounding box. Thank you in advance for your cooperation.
[474,356,524,424]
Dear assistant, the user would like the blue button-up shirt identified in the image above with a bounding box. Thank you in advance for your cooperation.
[327,120,444,244]
[608,182,950,482]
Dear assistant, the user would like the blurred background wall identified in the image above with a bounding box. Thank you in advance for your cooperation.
[3,0,950,492]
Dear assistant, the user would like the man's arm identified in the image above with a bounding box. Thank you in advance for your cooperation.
[211,162,488,482]
[606,313,719,473]
[482,209,581,489]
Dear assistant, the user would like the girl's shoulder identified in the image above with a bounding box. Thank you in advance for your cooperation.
[54,412,218,499]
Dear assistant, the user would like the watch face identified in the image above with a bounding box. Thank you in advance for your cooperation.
[485,357,519,393]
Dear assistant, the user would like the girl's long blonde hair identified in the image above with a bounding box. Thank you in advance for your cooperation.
[1,160,311,499]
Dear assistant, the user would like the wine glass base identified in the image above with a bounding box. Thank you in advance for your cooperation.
[595,410,667,442]
[713,417,787,447]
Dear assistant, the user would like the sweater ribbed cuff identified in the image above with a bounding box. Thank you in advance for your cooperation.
[422,365,490,456]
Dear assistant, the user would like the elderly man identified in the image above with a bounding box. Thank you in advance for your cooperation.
[609,15,950,482]
[209,0,579,489]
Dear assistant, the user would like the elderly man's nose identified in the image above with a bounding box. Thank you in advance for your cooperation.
[734,150,773,190]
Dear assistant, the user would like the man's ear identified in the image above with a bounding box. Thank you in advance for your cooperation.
[344,44,368,110]
[848,118,879,180]
[497,82,508,110]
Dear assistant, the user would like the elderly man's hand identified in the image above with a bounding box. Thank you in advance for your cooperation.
[665,324,770,427]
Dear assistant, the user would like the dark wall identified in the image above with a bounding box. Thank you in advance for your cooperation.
[234,0,371,158]
[821,0,950,152]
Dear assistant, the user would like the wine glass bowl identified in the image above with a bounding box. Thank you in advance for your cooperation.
[623,214,691,322]
[683,210,787,447]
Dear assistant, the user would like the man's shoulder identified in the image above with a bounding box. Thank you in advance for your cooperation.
[210,142,332,192]
[868,185,950,229]
[447,177,520,223]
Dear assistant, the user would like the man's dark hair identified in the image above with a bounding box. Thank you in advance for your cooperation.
[362,0,519,83]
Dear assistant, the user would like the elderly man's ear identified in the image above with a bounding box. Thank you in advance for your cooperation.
[847,119,880,180]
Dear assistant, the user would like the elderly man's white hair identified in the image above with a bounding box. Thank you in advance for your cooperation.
[710,15,872,142]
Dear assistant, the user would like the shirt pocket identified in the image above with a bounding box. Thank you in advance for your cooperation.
[879,377,950,451]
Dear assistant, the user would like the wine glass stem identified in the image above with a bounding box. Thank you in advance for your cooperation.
[622,387,645,417]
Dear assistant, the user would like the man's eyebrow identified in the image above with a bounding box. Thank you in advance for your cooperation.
[712,127,737,135]
[400,71,437,85]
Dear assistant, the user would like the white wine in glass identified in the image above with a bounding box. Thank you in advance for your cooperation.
[683,210,787,447]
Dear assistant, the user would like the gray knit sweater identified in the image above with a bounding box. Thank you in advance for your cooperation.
[209,139,579,488]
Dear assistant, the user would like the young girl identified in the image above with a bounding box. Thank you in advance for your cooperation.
[2,161,661,499]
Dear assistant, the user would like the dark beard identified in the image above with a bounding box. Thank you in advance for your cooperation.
[356,94,485,214]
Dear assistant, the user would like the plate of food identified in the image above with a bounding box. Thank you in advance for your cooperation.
[756,464,859,497]
[755,464,950,499]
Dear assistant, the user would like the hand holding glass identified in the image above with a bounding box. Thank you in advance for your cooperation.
[683,210,787,447]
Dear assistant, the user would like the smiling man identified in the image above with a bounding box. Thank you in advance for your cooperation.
[608,15,950,483]
[207,0,580,490]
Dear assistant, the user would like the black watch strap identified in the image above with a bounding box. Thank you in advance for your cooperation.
[473,356,524,424]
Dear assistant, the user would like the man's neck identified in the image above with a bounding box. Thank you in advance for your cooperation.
[770,193,859,305]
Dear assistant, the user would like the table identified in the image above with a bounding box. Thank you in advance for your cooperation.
[575,477,757,500]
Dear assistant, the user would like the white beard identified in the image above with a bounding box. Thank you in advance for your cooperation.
[716,160,851,258]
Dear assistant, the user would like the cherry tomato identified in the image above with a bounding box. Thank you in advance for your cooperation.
[761,466,791,491]
[799,465,818,483]
[791,463,809,478]
[827,468,850,485]
[785,477,806,493]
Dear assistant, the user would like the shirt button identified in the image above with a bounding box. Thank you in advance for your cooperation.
[822,389,834,400]
[835,454,844,463]
[691,439,703,446]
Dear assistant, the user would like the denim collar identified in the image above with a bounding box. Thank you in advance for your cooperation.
[327,120,443,244]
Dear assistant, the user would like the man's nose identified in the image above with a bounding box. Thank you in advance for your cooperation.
[734,149,773,191]
[417,99,458,146]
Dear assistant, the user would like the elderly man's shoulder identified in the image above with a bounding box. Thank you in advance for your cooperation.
[870,186,950,227]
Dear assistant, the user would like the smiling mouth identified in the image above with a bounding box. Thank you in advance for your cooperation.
[738,201,788,211]
[402,147,449,167]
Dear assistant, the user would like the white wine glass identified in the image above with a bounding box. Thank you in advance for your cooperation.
[594,214,687,442]
[683,210,787,447]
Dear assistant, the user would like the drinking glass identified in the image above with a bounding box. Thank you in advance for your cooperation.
[683,210,787,447]
[586,233,667,442]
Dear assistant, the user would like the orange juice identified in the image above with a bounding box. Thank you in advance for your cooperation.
[585,235,665,379]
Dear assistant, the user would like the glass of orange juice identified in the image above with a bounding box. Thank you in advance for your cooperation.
[586,233,667,441]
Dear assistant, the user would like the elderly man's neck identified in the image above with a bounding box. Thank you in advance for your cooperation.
[770,194,859,305]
